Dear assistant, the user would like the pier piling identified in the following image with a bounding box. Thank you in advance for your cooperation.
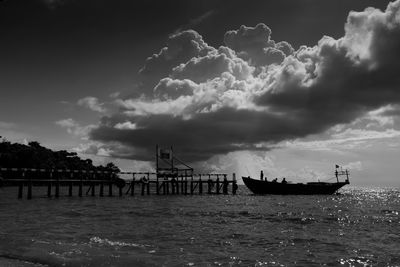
[232,173,237,195]
[69,181,73,197]
[141,180,145,196]
[131,177,135,196]
[47,182,52,197]
[27,177,32,200]
[55,178,60,198]
[216,176,220,194]
[207,175,212,194]
[147,173,150,195]
[199,175,203,195]
[156,176,160,195]
[18,182,23,199]
[91,183,95,197]
[108,183,113,197]
[79,178,83,197]
[100,182,104,197]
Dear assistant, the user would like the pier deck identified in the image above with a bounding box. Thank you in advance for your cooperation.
[0,168,238,199]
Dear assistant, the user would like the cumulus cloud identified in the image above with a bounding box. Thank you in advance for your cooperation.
[171,46,254,83]
[87,1,400,163]
[357,105,396,128]
[56,118,95,137]
[224,23,294,66]
[138,30,214,95]
[114,121,139,130]
[77,96,106,113]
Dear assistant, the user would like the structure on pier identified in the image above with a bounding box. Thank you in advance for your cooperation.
[156,145,193,179]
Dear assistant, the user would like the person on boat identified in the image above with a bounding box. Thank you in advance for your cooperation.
[171,176,177,186]
[232,182,238,194]
[282,178,287,184]
[223,176,229,194]
[207,177,214,194]
[272,178,278,182]
[260,170,264,181]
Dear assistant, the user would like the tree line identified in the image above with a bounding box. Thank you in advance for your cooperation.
[0,140,120,173]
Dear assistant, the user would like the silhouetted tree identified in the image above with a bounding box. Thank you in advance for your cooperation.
[0,140,121,178]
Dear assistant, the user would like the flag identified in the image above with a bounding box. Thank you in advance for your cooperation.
[335,164,339,168]
[158,148,172,160]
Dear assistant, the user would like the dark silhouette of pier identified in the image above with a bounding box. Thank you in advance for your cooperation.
[0,145,239,199]
[0,168,238,199]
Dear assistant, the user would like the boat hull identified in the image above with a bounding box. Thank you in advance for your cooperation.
[242,177,349,195]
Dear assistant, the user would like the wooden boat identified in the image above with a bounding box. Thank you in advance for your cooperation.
[242,167,350,195]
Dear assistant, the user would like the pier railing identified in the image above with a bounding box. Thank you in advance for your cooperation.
[0,168,238,199]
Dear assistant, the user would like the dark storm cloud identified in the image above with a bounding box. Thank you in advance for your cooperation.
[90,108,305,162]
[88,1,400,162]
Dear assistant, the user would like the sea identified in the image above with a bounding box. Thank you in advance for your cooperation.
[0,185,399,267]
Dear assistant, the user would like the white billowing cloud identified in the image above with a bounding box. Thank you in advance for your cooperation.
[331,128,400,141]
[114,121,139,130]
[117,95,193,117]
[56,118,95,138]
[118,72,265,119]
[77,96,106,113]
[363,105,396,128]
[172,46,254,83]
[138,30,215,94]
[224,23,294,66]
[87,1,400,163]
[154,78,197,100]
[140,30,213,74]
[55,118,76,128]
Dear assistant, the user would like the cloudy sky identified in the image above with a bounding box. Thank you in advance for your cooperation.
[1,0,400,186]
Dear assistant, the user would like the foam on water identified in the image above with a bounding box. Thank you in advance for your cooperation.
[1,186,400,266]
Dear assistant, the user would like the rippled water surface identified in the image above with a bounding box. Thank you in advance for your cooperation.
[0,186,399,266]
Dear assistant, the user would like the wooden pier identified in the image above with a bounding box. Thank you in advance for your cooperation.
[0,168,238,199]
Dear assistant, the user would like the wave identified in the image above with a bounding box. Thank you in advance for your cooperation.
[89,236,150,249]
[0,253,51,267]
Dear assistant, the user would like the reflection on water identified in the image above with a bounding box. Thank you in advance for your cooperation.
[0,186,399,266]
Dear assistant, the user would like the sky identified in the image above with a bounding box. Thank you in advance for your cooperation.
[1,0,400,186]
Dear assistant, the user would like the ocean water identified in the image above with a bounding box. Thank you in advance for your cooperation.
[0,185,399,267]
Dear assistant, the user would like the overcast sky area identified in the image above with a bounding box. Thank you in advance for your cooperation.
[1,0,400,186]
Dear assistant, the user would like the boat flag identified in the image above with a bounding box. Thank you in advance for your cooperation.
[158,148,172,160]
[335,164,339,169]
